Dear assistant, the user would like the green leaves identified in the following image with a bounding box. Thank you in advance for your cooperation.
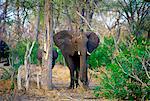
[92,37,149,100]
[88,36,115,69]
[12,40,39,69]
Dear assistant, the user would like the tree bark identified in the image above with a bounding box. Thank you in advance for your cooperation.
[16,0,21,38]
[65,6,73,30]
[35,0,40,42]
[0,0,8,39]
[43,0,53,90]
[24,41,35,90]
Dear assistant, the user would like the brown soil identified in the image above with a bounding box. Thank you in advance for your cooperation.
[0,64,107,101]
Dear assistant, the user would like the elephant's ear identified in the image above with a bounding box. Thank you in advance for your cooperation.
[53,30,72,48]
[86,32,100,53]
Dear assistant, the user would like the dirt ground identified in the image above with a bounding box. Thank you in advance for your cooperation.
[0,64,107,101]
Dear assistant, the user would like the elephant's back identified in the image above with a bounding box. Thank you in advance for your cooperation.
[54,30,72,39]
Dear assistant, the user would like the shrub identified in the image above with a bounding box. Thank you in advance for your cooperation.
[11,39,39,69]
[88,36,115,70]
[53,46,65,65]
[93,37,150,100]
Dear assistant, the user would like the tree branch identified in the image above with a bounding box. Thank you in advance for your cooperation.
[116,58,148,87]
[76,11,93,31]
[142,59,150,79]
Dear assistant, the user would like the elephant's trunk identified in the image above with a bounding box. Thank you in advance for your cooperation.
[80,48,88,88]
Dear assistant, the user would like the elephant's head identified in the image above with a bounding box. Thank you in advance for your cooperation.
[79,31,99,86]
[54,30,99,55]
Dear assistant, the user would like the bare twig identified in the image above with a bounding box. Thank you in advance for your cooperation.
[131,72,148,87]
[137,57,150,80]
[146,61,150,67]
[142,59,150,79]
[116,58,148,87]
[100,69,115,89]
[116,59,135,79]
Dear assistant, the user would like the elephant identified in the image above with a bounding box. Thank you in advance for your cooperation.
[37,49,58,68]
[0,39,10,66]
[53,30,100,89]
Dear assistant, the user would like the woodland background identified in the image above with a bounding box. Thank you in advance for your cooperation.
[0,0,149,100]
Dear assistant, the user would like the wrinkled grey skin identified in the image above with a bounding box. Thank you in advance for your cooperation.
[54,30,99,89]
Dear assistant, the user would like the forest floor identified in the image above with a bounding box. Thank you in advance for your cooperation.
[0,64,108,101]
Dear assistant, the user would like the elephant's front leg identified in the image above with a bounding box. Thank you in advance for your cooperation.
[64,55,75,89]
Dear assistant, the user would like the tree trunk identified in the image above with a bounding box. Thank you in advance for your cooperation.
[65,6,73,30]
[43,0,53,90]
[35,0,40,42]
[24,41,35,90]
[16,0,21,38]
[0,0,8,39]
[115,13,121,43]
[24,43,30,90]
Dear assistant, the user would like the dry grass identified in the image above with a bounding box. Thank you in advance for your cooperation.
[0,79,12,95]
[0,64,107,101]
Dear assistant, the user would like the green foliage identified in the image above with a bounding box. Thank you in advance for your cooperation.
[30,42,39,64]
[94,63,128,99]
[88,36,115,69]
[92,37,150,100]
[11,40,39,69]
[54,46,66,65]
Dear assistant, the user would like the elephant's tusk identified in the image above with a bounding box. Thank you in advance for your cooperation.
[78,51,81,55]
[87,51,91,56]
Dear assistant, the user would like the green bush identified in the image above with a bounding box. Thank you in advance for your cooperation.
[93,37,150,100]
[88,36,115,70]
[94,63,128,99]
[11,39,39,69]
[30,42,39,64]
[53,46,65,65]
